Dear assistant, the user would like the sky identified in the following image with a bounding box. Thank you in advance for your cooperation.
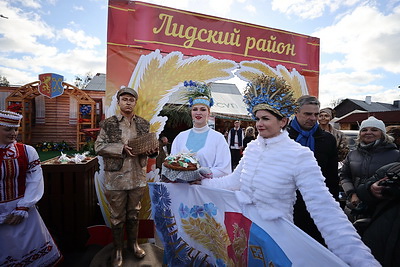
[0,0,399,108]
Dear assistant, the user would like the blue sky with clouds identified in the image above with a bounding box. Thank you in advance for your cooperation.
[1,0,399,108]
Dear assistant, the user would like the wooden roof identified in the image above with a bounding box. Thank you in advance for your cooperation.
[337,110,400,124]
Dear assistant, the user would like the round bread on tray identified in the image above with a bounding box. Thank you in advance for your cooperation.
[161,153,201,182]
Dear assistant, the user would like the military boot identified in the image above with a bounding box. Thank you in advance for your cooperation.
[126,220,146,259]
[111,225,125,267]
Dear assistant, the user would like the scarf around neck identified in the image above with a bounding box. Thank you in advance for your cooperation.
[291,117,319,151]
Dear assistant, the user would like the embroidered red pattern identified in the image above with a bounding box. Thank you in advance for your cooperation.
[0,143,28,202]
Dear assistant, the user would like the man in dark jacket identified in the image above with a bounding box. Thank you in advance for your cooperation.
[356,162,400,267]
[227,120,244,170]
[287,95,338,245]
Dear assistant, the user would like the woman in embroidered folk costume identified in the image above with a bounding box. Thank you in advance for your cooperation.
[170,81,231,179]
[199,75,380,266]
[0,111,62,266]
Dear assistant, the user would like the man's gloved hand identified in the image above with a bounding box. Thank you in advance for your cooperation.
[198,167,213,179]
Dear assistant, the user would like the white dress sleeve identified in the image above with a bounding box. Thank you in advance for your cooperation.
[17,145,44,209]
[202,158,242,190]
[207,131,231,177]
[294,149,380,267]
[170,131,187,155]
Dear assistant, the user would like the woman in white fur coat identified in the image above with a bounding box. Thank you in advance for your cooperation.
[200,75,380,267]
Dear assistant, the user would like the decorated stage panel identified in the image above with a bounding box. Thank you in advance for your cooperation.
[149,183,346,267]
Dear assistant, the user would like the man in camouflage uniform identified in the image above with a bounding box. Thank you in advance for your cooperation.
[95,87,157,266]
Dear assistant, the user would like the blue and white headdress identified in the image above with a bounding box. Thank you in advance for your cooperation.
[243,75,297,119]
[183,80,214,108]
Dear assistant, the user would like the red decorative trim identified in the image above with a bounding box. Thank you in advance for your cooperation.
[0,117,21,125]
[0,143,28,201]
[28,159,41,170]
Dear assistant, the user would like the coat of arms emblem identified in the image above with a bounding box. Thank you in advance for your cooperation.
[38,73,64,98]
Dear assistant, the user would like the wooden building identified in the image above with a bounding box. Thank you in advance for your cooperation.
[0,78,105,150]
[335,110,400,130]
[333,96,400,130]
[334,96,400,118]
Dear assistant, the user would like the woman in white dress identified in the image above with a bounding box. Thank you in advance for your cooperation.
[170,80,231,178]
[0,110,62,266]
[200,75,380,267]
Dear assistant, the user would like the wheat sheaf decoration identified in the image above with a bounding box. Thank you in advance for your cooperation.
[125,49,237,135]
[236,60,308,100]
[181,213,231,264]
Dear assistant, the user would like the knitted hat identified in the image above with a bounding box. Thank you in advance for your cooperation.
[360,116,386,133]
[117,86,138,100]
[0,110,23,127]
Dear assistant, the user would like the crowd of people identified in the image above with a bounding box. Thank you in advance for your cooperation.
[2,74,400,266]
[158,76,398,266]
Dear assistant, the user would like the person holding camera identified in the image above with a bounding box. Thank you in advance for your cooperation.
[340,116,400,222]
[356,162,400,266]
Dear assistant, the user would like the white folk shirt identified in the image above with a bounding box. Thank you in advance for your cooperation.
[171,125,232,178]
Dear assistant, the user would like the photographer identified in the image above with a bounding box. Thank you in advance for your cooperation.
[356,162,400,267]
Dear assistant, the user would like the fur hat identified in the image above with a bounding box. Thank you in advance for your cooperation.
[117,86,138,100]
[360,116,386,133]
[0,110,23,127]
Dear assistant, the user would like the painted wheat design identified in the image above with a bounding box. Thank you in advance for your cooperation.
[237,60,307,100]
[181,213,231,263]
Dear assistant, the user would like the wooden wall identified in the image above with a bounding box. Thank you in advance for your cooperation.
[31,95,77,147]
[0,86,105,149]
[30,90,104,149]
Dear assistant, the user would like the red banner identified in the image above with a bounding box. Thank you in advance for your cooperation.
[106,0,320,105]
[108,1,319,73]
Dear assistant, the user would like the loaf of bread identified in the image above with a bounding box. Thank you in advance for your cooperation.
[163,153,199,171]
